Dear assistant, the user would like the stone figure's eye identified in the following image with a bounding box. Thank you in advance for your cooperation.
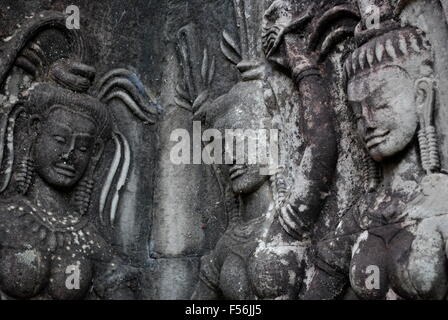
[349,101,361,117]
[376,104,388,110]
[53,135,66,144]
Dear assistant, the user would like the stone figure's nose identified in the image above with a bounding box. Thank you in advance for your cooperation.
[361,103,376,127]
[61,138,76,162]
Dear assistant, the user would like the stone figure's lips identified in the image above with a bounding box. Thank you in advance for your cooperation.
[365,130,390,149]
[54,162,76,178]
[229,164,247,180]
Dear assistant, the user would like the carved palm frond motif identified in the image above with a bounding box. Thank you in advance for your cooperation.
[94,69,161,226]
[175,24,216,117]
[221,30,242,65]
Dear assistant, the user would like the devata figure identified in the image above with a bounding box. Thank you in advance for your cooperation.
[188,0,339,299]
[0,12,159,300]
[0,60,138,299]
[304,0,448,300]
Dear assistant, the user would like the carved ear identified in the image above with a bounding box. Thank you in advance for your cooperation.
[415,77,440,173]
[93,140,105,159]
[415,77,435,126]
[28,115,42,136]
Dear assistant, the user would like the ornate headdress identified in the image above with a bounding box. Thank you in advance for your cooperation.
[23,61,112,141]
[345,23,433,82]
[346,0,429,77]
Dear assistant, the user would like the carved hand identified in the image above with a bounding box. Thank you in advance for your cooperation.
[262,1,318,80]
[282,33,319,83]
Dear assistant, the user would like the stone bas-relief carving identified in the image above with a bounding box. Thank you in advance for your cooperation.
[187,0,344,300]
[0,61,136,300]
[0,11,160,299]
[303,0,448,300]
[3,0,448,300]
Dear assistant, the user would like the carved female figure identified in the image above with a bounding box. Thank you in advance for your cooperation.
[189,0,339,300]
[304,0,448,300]
[191,60,311,299]
[0,59,147,299]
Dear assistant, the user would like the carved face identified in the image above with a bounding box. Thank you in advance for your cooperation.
[348,67,418,162]
[33,106,97,189]
[223,133,270,196]
[211,81,272,196]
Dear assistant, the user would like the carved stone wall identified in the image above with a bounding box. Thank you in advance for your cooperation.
[1,0,448,300]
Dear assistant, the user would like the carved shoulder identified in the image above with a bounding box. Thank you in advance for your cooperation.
[406,174,448,221]
[0,196,39,248]
[80,223,115,263]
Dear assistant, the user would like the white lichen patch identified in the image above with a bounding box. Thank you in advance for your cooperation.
[2,36,13,42]
[72,232,80,245]
[288,270,297,286]
[351,231,369,258]
[15,249,38,266]
[304,264,316,289]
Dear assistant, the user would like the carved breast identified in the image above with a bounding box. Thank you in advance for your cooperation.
[349,224,417,300]
[0,247,94,300]
[0,247,51,299]
[218,215,308,299]
[0,197,98,299]
[47,252,93,300]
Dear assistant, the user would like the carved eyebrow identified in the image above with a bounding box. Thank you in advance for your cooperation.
[46,121,94,137]
[348,85,384,105]
[47,121,72,134]
[74,133,94,139]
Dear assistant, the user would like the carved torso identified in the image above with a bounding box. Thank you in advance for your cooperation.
[0,196,112,300]
[348,188,417,300]
[316,177,448,300]
[199,206,309,300]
